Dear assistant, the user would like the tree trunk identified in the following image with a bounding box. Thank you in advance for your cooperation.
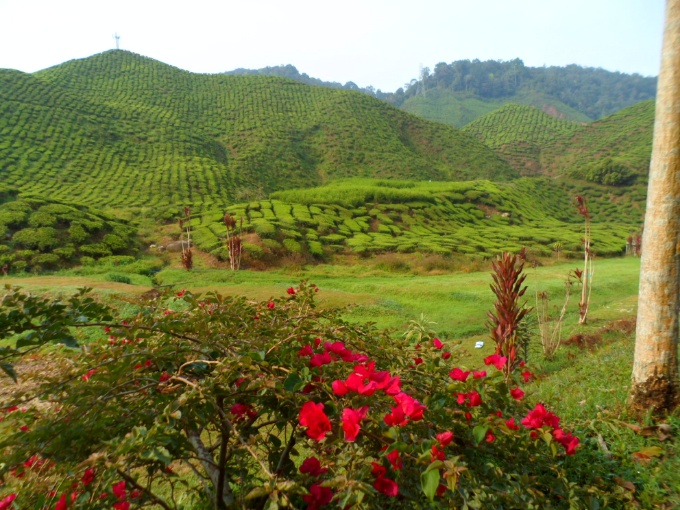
[629,0,680,415]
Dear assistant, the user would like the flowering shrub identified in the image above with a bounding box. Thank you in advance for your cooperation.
[0,280,632,509]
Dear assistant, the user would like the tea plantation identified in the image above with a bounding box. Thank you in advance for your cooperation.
[189,178,643,264]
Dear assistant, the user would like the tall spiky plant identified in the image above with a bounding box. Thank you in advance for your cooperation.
[575,196,593,324]
[223,213,243,271]
[486,252,531,377]
[180,207,193,271]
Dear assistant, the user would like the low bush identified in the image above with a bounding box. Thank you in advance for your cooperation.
[0,282,634,509]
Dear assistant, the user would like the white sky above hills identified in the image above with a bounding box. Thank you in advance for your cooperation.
[0,0,665,92]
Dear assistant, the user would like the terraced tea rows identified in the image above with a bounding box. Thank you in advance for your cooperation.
[463,101,654,182]
[190,179,643,263]
[0,186,137,272]
[0,50,514,210]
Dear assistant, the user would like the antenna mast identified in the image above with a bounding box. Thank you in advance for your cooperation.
[113,33,121,50]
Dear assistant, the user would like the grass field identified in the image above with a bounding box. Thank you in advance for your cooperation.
[4,256,641,365]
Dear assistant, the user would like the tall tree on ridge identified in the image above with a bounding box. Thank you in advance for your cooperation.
[629,0,680,414]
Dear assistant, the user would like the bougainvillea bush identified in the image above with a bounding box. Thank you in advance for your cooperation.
[0,280,633,509]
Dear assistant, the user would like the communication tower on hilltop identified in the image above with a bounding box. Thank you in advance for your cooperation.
[113,33,121,50]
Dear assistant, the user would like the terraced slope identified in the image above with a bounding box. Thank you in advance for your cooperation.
[0,186,137,272]
[190,178,643,263]
[543,100,655,181]
[463,104,580,175]
[464,101,654,183]
[402,89,592,128]
[0,50,514,210]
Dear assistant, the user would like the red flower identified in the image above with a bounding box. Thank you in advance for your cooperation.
[130,490,142,499]
[449,368,470,382]
[431,444,445,461]
[432,338,444,350]
[510,388,525,400]
[484,354,507,370]
[465,412,472,421]
[436,431,454,447]
[0,494,16,510]
[383,405,408,427]
[341,406,368,442]
[473,370,487,379]
[82,469,95,486]
[159,372,171,382]
[19,425,29,432]
[393,392,425,421]
[413,357,423,365]
[230,403,257,421]
[485,431,496,443]
[521,404,560,430]
[345,372,378,396]
[299,402,332,441]
[457,391,482,407]
[112,480,127,500]
[81,369,95,381]
[505,417,520,430]
[113,503,130,510]
[6,406,18,413]
[302,484,333,509]
[386,450,402,471]
[54,494,68,510]
[553,428,580,455]
[287,287,296,295]
[299,457,328,476]
[442,352,451,360]
[521,370,534,383]
[371,462,387,478]
[436,484,447,497]
[267,301,275,309]
[309,352,333,368]
[332,380,348,396]
[373,476,399,497]
[176,290,185,297]
[298,345,313,357]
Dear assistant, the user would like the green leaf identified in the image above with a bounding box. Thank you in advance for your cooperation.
[0,362,17,382]
[473,425,489,445]
[283,373,303,392]
[421,467,440,501]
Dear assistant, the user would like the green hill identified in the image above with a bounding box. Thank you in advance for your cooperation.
[544,100,655,183]
[401,89,591,128]
[0,50,514,211]
[463,101,654,183]
[189,178,643,264]
[462,104,581,175]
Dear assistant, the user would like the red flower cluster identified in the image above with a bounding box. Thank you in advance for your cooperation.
[522,404,579,455]
[371,463,399,497]
[449,368,470,382]
[299,402,332,441]
[299,457,328,477]
[509,388,525,400]
[484,354,507,370]
[301,341,369,369]
[230,403,257,422]
[341,406,368,441]
[302,483,333,509]
[432,338,444,349]
[81,369,95,382]
[335,362,401,397]
[0,494,16,510]
[456,390,482,407]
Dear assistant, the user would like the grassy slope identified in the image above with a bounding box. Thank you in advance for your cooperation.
[188,178,644,263]
[0,50,514,210]
[400,88,592,128]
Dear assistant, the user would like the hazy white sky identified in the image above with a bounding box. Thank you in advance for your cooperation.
[0,0,665,91]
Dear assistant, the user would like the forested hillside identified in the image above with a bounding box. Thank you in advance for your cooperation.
[0,50,513,211]
[226,59,657,127]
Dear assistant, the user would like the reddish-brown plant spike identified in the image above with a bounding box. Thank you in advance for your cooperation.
[181,249,193,271]
[223,213,236,230]
[486,252,531,375]
[184,206,191,219]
